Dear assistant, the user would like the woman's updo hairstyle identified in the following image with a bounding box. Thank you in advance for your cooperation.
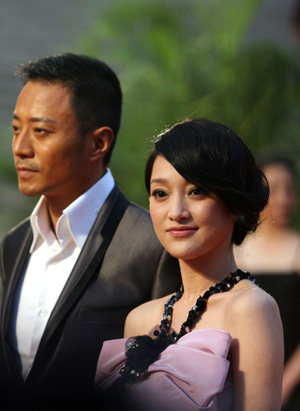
[145,118,269,245]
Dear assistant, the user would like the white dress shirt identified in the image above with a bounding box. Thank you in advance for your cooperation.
[10,170,115,380]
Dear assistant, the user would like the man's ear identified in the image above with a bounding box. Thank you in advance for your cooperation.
[88,127,114,162]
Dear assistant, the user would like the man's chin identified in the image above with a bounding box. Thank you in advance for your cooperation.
[18,185,41,198]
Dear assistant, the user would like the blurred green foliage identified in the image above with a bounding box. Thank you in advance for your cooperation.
[1,0,300,232]
[78,0,300,228]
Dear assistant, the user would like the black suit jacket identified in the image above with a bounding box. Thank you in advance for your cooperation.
[0,184,180,406]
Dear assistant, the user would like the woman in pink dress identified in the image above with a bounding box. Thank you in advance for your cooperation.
[95,118,284,410]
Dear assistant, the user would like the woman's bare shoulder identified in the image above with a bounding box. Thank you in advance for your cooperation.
[230,281,278,311]
[226,281,282,334]
[124,294,172,338]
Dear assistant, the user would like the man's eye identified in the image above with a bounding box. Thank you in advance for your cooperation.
[11,125,19,132]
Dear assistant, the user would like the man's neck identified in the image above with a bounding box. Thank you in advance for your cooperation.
[46,203,60,236]
[45,169,110,234]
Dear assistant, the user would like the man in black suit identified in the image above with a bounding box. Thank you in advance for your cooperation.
[0,53,180,408]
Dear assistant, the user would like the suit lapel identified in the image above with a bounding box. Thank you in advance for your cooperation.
[1,223,32,335]
[0,222,32,381]
[32,185,129,363]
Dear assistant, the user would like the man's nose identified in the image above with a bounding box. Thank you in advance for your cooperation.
[13,129,34,158]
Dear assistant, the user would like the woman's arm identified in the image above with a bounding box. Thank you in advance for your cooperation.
[282,343,300,406]
[124,298,164,338]
[283,266,300,404]
[282,263,300,405]
[124,306,144,338]
[229,288,284,411]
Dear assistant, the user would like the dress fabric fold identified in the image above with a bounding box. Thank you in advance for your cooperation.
[95,328,233,410]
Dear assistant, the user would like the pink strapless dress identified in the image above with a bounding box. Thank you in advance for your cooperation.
[95,328,233,410]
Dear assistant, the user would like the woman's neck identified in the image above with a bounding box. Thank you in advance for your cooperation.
[178,248,237,299]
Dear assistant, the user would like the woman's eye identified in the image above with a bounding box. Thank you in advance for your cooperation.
[152,190,167,199]
[189,187,207,196]
[190,188,201,195]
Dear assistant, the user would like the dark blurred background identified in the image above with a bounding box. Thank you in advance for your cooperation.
[1,0,300,239]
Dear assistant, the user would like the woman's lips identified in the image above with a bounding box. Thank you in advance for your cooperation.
[166,226,198,238]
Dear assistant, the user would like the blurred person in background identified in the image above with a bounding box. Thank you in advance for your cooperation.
[234,153,300,410]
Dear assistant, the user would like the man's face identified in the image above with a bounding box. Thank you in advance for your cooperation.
[12,81,94,208]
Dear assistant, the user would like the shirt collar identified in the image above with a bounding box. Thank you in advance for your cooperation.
[30,169,115,251]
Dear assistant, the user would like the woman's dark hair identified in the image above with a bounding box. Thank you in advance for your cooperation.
[145,118,269,245]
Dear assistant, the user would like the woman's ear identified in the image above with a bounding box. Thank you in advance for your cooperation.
[88,126,114,162]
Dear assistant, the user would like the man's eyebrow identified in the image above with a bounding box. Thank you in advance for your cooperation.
[12,114,58,124]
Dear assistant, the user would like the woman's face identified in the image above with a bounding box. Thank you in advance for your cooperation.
[149,155,235,263]
[261,163,297,227]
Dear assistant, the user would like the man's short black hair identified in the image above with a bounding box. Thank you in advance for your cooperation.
[16,53,123,165]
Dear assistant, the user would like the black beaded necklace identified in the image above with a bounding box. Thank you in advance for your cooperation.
[120,269,257,383]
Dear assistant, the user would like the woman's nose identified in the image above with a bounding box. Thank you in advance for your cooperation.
[168,197,190,221]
